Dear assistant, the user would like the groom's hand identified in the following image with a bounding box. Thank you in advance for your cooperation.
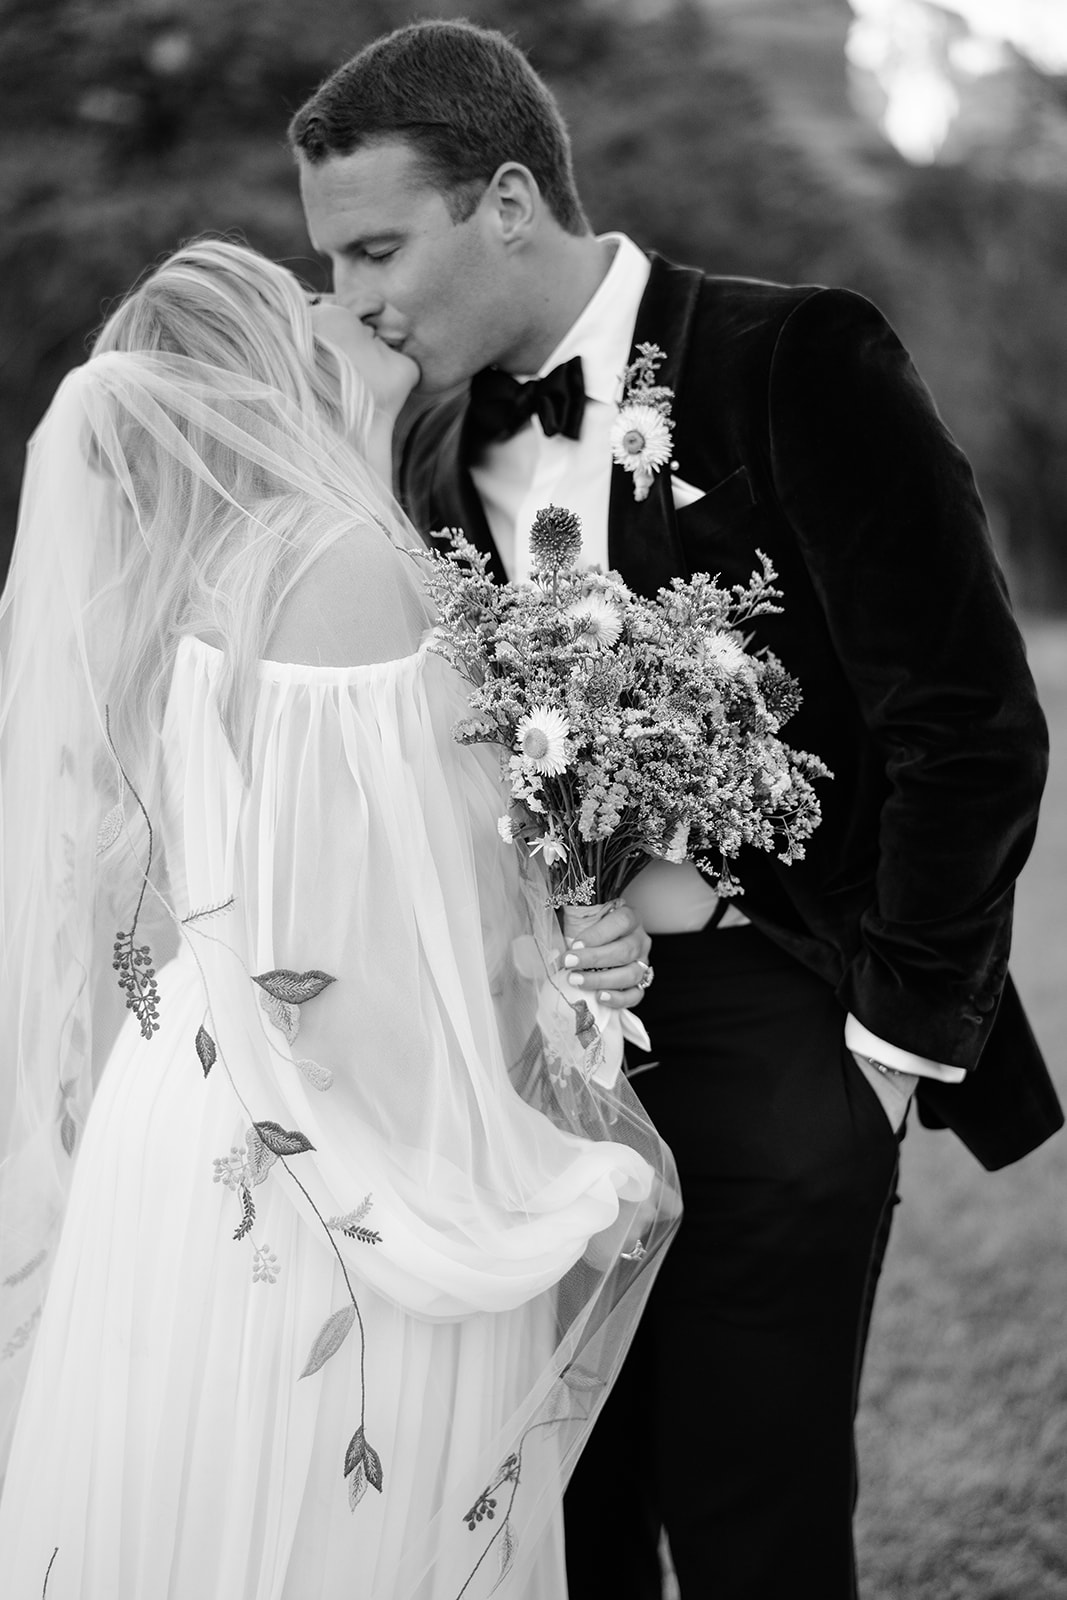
[851,1051,917,1134]
[563,903,652,1011]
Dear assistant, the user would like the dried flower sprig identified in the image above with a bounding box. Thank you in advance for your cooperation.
[104,709,161,1039]
[112,932,160,1040]
[529,503,582,574]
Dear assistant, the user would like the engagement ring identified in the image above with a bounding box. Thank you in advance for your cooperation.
[637,961,654,990]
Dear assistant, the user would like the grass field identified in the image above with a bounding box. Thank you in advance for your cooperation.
[855,621,1067,1599]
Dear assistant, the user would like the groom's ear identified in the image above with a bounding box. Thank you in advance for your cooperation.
[484,163,540,248]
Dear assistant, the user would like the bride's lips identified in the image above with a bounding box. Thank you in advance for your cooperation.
[378,335,420,372]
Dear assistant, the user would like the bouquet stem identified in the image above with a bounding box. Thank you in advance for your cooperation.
[561,898,620,946]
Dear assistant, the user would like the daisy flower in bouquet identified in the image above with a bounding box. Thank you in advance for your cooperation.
[420,504,830,912]
[418,503,830,1089]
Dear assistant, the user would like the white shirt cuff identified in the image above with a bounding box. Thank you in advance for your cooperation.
[844,1014,967,1083]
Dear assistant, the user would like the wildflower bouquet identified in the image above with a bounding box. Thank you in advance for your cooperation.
[420,505,829,916]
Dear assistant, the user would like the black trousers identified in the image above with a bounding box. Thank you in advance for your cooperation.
[564,925,901,1600]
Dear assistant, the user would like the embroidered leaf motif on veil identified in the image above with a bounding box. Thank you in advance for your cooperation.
[195,1025,217,1077]
[95,802,124,856]
[234,1186,256,1242]
[252,969,336,1005]
[561,1362,608,1394]
[491,1522,517,1594]
[344,1424,385,1510]
[56,1078,79,1158]
[299,1304,356,1379]
[181,896,235,926]
[328,1195,373,1230]
[253,968,337,1080]
[245,1126,277,1185]
[2,1249,48,1288]
[295,1057,333,1091]
[571,999,599,1049]
[326,1197,382,1246]
[253,1120,315,1157]
[347,1458,368,1510]
[258,989,300,1042]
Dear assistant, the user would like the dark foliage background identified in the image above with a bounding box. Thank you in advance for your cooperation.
[1,0,1065,606]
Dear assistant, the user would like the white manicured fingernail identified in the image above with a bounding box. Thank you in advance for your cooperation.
[563,953,579,968]
[568,973,584,988]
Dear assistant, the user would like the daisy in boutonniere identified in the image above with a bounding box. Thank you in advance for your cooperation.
[610,342,675,502]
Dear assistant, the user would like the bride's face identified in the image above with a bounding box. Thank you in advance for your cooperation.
[310,299,419,421]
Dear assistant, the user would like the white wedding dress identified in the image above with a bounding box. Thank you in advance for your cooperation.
[0,631,671,1600]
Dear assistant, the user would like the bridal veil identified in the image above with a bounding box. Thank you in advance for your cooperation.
[0,243,678,1597]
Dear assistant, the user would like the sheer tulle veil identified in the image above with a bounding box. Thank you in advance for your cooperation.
[0,242,678,1594]
[0,241,432,1462]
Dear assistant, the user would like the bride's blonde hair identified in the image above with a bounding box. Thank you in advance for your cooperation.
[89,238,378,780]
[93,238,366,440]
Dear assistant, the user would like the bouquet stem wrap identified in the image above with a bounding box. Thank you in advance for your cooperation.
[535,900,652,1091]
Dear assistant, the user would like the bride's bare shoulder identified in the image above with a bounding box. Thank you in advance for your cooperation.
[264,523,429,669]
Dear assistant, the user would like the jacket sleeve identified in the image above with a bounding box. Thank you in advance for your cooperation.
[767,287,1047,1068]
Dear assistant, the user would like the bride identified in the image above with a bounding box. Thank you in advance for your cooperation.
[0,240,678,1599]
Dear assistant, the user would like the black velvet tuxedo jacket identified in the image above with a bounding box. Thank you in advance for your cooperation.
[400,251,1062,1171]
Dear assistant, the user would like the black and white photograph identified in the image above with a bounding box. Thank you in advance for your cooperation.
[0,3,1064,1597]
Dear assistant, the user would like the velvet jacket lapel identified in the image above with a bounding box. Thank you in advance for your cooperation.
[420,403,509,584]
[419,252,708,596]
[607,254,703,597]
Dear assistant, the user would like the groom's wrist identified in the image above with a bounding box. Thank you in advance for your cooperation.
[863,1056,918,1091]
[843,1013,966,1084]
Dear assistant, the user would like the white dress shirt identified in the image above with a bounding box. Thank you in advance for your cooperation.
[471,232,647,579]
[470,233,963,1086]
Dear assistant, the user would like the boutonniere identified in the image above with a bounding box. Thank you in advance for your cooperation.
[610,343,676,502]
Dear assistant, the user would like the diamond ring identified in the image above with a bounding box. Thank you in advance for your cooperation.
[637,960,654,991]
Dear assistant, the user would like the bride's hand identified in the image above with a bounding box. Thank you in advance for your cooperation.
[562,902,653,1011]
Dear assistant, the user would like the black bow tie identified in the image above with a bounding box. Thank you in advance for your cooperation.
[466,355,586,451]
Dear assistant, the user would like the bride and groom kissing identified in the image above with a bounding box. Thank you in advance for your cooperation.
[0,17,1057,1600]
[290,19,1058,1598]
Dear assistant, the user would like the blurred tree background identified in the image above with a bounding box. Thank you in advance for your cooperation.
[1,0,1065,605]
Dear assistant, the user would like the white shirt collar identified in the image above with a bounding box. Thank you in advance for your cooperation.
[534,233,651,406]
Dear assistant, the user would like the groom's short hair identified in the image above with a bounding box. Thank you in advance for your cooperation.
[288,20,588,235]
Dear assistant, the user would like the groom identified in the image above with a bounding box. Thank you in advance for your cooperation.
[290,21,1060,1598]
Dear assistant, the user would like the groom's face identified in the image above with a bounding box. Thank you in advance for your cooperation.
[299,138,512,396]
